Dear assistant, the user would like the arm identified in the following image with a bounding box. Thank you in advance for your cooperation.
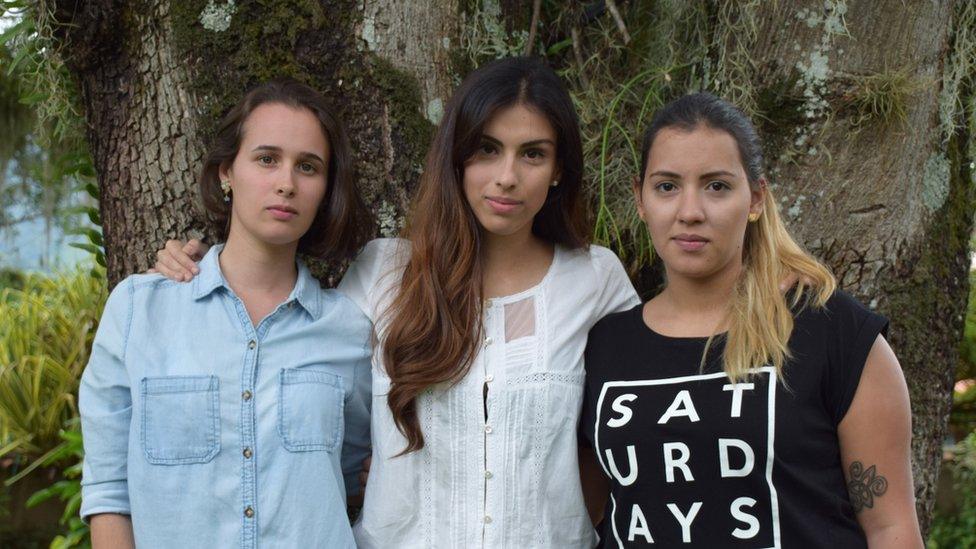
[90,513,135,549]
[579,445,610,526]
[837,335,922,548]
[150,239,209,281]
[341,326,372,505]
[79,279,135,541]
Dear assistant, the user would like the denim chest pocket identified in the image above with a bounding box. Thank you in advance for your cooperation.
[277,368,344,452]
[141,376,220,465]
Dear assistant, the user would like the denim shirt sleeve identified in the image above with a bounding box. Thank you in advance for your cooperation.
[340,325,372,497]
[79,277,134,520]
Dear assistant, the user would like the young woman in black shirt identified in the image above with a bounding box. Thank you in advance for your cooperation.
[580,93,922,548]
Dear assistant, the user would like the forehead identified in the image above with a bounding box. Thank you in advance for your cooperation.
[240,103,329,154]
[646,126,743,175]
[482,103,556,143]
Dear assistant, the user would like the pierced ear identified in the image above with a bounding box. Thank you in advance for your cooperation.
[751,177,768,213]
[218,162,233,184]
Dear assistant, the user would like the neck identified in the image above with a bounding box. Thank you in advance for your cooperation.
[482,227,546,272]
[660,259,743,318]
[219,229,299,296]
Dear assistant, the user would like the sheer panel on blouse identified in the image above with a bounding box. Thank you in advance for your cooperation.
[504,296,536,342]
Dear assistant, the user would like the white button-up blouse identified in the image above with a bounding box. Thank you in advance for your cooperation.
[339,238,639,548]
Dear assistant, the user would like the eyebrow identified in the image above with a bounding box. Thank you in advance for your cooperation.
[251,145,326,164]
[480,135,556,148]
[648,169,737,179]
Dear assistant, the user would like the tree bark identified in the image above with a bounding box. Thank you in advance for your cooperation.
[728,0,971,533]
[47,0,971,534]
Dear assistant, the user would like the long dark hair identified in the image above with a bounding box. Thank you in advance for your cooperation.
[383,57,589,453]
[199,78,373,262]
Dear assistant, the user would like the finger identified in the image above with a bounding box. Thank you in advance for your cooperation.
[146,268,158,274]
[165,239,200,275]
[184,239,209,263]
[155,248,191,282]
[779,272,800,293]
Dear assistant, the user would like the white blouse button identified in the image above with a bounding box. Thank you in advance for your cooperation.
[484,374,494,383]
[484,425,493,434]
[484,470,493,479]
[484,336,493,345]
[484,515,492,524]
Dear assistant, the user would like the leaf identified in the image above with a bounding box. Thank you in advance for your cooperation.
[0,18,30,45]
[546,38,572,55]
[68,243,102,256]
[83,183,99,199]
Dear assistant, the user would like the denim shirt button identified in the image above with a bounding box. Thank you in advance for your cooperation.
[244,506,254,518]
[242,390,252,401]
[248,340,257,350]
[243,447,253,459]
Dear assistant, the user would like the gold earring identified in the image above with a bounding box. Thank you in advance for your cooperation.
[220,180,231,203]
[748,212,760,222]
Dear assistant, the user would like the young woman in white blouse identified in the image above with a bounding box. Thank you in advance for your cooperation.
[153,57,638,547]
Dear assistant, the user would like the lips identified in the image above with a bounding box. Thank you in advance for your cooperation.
[485,196,522,214]
[267,204,298,220]
[672,233,709,252]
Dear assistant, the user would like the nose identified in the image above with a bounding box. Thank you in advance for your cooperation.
[275,171,296,198]
[494,153,518,190]
[676,188,705,224]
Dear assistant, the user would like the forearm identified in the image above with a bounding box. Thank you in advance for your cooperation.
[90,513,135,549]
[865,523,923,549]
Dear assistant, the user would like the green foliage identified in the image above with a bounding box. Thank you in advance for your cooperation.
[929,432,976,549]
[24,422,90,549]
[844,67,916,131]
[0,267,107,461]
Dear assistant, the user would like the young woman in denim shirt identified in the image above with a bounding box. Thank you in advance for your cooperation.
[156,58,639,547]
[80,79,374,548]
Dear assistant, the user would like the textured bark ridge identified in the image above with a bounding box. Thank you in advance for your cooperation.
[55,0,460,286]
[54,0,209,281]
[731,0,972,532]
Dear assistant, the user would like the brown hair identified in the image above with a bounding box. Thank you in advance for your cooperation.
[199,78,373,262]
[383,57,590,454]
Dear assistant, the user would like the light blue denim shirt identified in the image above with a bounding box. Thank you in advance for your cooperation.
[79,245,371,548]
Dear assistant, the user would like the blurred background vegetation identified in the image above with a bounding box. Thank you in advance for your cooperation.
[0,0,974,547]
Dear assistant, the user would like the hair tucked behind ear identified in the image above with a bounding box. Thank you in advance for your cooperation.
[640,93,836,381]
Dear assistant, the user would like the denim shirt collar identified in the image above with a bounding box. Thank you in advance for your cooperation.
[192,244,322,318]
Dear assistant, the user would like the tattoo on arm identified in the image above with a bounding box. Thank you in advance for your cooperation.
[847,461,889,513]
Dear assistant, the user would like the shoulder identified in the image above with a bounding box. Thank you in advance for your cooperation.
[559,244,625,275]
[795,289,885,330]
[116,272,187,298]
[322,288,371,325]
[589,302,643,341]
[357,237,410,266]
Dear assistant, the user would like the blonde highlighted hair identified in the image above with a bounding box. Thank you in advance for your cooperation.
[639,93,836,381]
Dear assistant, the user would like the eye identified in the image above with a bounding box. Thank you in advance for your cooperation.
[524,148,546,160]
[655,181,677,193]
[478,142,498,155]
[257,155,275,166]
[706,180,730,192]
[298,161,318,174]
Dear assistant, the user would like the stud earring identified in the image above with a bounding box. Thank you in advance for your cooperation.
[550,180,559,187]
[748,212,760,222]
[220,180,231,203]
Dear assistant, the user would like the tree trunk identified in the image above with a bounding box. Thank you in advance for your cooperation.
[51,0,459,285]
[727,0,972,533]
[47,0,971,534]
